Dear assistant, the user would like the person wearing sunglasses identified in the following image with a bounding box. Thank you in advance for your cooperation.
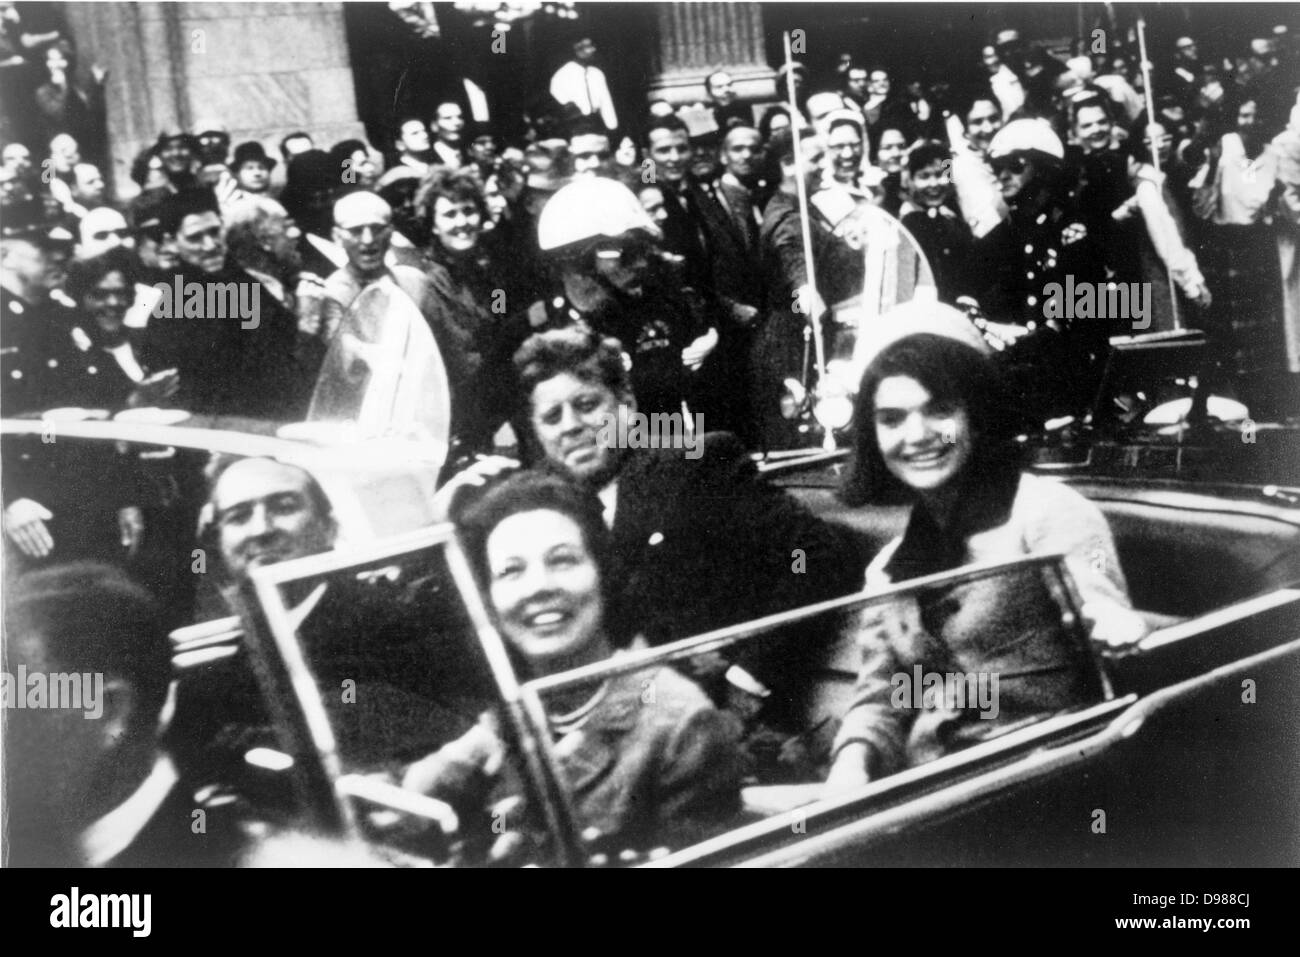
[973,118,1106,425]
[533,176,720,419]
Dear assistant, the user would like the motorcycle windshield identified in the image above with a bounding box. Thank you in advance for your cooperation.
[820,197,938,394]
[307,279,452,448]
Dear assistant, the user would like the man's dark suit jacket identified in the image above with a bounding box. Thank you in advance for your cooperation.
[604,432,869,694]
[141,263,300,419]
[687,178,764,310]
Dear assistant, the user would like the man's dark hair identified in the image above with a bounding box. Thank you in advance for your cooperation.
[394,117,427,150]
[513,326,631,403]
[841,334,1024,507]
[906,139,951,175]
[65,246,140,302]
[644,114,689,147]
[327,138,369,172]
[157,187,221,237]
[6,563,171,732]
[1067,90,1114,128]
[961,89,1002,122]
[565,113,609,142]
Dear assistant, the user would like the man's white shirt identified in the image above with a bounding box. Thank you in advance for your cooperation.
[550,60,618,131]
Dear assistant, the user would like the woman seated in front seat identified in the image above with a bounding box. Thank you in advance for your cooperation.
[402,469,744,859]
[825,303,1147,792]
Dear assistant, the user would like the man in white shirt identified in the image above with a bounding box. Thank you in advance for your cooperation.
[549,35,618,133]
[981,43,1025,119]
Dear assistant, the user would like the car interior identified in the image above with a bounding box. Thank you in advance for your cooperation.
[7,430,1299,866]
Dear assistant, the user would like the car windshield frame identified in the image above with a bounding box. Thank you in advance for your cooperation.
[238,523,590,866]
[238,543,1114,866]
[513,551,1115,865]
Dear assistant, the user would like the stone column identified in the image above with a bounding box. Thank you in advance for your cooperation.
[646,2,775,109]
[63,1,365,201]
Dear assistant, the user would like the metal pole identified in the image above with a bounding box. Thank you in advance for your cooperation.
[1137,14,1182,330]
[782,31,827,385]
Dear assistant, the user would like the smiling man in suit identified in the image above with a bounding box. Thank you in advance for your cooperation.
[445,326,868,735]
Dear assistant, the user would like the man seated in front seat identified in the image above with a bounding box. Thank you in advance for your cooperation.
[180,457,483,773]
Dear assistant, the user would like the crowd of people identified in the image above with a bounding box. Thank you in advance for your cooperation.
[2,10,1298,866]
[5,19,1299,442]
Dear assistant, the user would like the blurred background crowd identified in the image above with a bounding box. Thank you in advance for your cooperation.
[3,1,1298,448]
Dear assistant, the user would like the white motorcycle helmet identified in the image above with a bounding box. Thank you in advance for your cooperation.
[537,177,661,253]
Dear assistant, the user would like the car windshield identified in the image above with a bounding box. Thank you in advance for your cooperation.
[517,551,1111,862]
[240,542,1109,867]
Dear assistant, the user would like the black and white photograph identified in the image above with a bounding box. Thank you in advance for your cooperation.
[1,0,1297,889]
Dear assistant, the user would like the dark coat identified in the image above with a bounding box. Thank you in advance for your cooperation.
[688,178,764,310]
[140,264,300,419]
[975,197,1109,420]
[606,432,870,694]
[1,286,88,414]
[901,205,980,304]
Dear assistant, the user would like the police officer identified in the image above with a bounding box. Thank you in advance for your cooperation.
[1,226,87,415]
[975,118,1106,422]
[533,177,720,419]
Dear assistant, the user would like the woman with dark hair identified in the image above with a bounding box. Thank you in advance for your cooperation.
[415,166,521,450]
[402,469,743,859]
[1191,96,1294,418]
[63,247,178,410]
[872,124,910,217]
[825,305,1145,792]
[758,105,792,142]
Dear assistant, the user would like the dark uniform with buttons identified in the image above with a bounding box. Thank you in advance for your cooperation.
[1,287,148,575]
[901,205,979,305]
[1,286,93,415]
[975,200,1107,421]
[530,267,711,418]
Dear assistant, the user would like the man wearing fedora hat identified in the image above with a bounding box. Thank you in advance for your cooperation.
[230,141,276,196]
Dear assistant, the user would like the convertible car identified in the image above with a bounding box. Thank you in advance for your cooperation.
[4,272,1296,866]
[4,408,1295,867]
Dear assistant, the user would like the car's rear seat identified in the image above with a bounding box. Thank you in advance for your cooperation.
[788,480,1300,620]
[779,478,1300,752]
